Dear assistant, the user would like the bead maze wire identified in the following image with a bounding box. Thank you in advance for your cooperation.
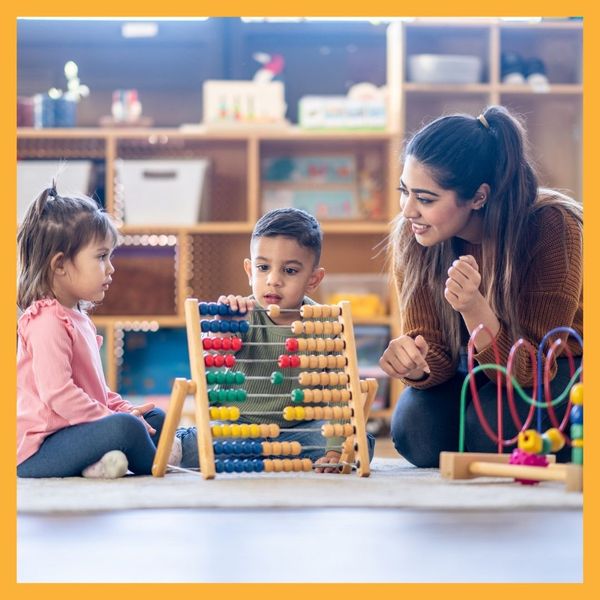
[458,325,583,453]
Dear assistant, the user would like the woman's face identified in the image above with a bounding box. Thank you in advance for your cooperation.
[399,156,483,246]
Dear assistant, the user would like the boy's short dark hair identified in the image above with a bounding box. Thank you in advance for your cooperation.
[252,208,323,266]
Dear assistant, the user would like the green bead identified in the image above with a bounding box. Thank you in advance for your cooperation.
[291,389,304,404]
[572,446,583,465]
[226,390,237,402]
[271,371,284,385]
[235,372,246,384]
[236,390,247,402]
[208,390,220,404]
[216,372,227,384]
[570,424,583,439]
[206,370,217,385]
[225,372,236,385]
[541,437,552,455]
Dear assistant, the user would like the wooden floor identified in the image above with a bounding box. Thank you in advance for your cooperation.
[17,438,582,583]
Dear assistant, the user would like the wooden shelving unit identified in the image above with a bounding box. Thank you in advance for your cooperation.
[17,18,582,424]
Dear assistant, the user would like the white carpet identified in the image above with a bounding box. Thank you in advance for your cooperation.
[17,458,582,513]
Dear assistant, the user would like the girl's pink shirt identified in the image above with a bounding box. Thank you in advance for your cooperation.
[17,299,134,465]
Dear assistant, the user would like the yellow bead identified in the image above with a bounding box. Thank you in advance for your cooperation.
[230,424,241,437]
[283,406,296,421]
[221,424,232,437]
[518,429,543,454]
[219,407,229,420]
[212,425,223,437]
[544,428,565,452]
[229,406,240,421]
[295,406,305,420]
[570,383,583,406]
[249,424,260,438]
[210,407,219,419]
[240,424,250,438]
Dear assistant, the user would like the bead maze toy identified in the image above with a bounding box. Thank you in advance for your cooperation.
[152,299,376,479]
[440,325,583,492]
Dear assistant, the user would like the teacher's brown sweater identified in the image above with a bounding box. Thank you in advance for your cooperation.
[397,204,582,388]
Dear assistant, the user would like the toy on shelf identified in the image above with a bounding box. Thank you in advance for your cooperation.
[253,52,285,83]
[152,299,375,479]
[440,325,583,492]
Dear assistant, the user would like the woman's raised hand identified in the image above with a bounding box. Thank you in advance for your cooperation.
[444,254,483,313]
[379,334,430,380]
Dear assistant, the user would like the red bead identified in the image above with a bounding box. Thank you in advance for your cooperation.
[214,355,225,367]
[285,338,299,352]
[202,338,212,350]
[212,338,223,350]
[231,337,243,351]
[220,338,231,351]
[278,355,291,368]
[224,354,236,367]
[290,355,301,368]
[204,354,215,367]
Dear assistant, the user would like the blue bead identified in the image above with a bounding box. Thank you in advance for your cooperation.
[215,460,224,473]
[213,441,224,455]
[223,460,235,473]
[229,320,239,333]
[239,320,250,333]
[217,303,229,315]
[243,460,254,472]
[201,320,210,332]
[253,459,264,472]
[570,405,583,424]
[208,303,219,315]
[232,459,244,473]
[199,302,209,315]
[209,320,220,333]
[253,441,263,455]
[219,320,230,333]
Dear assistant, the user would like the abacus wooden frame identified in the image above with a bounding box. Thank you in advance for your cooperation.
[152,298,375,479]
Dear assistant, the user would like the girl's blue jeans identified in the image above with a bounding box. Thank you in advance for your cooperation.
[17,408,166,478]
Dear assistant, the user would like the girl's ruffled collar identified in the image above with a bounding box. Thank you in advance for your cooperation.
[19,298,77,334]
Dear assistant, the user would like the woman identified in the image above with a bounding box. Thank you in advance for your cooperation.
[380,105,582,467]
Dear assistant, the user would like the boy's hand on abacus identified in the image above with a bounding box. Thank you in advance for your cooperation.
[444,255,483,313]
[379,334,430,379]
[217,294,255,317]
[130,403,156,435]
[314,451,342,474]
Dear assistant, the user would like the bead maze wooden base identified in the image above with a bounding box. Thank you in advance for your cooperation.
[440,451,583,492]
[153,299,375,479]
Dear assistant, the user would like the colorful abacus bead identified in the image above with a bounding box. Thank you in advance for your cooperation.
[270,371,284,385]
[278,354,302,368]
[285,338,299,352]
[209,406,241,421]
[208,389,247,403]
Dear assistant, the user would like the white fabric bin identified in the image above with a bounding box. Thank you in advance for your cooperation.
[117,159,211,226]
[17,160,93,223]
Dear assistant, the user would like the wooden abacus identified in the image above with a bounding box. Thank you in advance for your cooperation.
[440,325,583,492]
[152,298,376,479]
